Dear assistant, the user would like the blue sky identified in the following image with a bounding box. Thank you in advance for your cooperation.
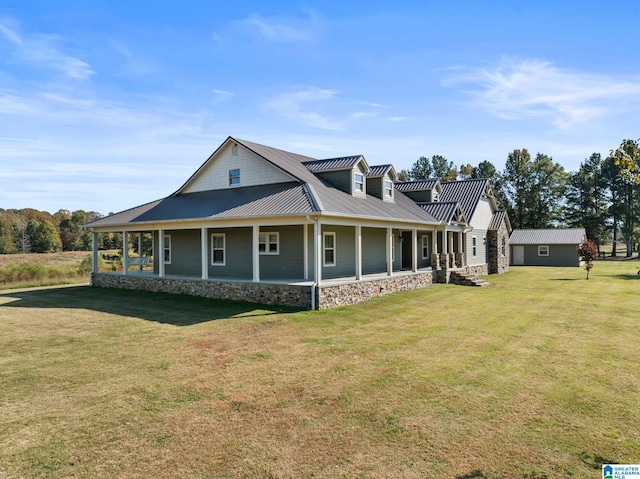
[2,1,640,214]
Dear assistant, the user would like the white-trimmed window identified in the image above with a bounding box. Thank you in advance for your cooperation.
[323,232,336,266]
[211,233,226,265]
[538,245,549,256]
[384,180,393,198]
[421,235,429,259]
[163,234,171,264]
[228,168,240,186]
[354,173,364,193]
[259,232,279,255]
[472,236,477,257]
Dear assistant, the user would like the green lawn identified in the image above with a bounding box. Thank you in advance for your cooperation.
[1,262,639,478]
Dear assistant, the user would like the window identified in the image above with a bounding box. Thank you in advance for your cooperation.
[323,232,336,266]
[259,232,279,254]
[538,245,549,256]
[472,236,477,257]
[163,235,171,264]
[501,237,506,256]
[384,180,393,198]
[211,233,226,265]
[228,169,240,186]
[421,235,429,259]
[354,173,364,193]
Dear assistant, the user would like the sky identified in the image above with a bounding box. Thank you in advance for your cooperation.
[2,0,640,215]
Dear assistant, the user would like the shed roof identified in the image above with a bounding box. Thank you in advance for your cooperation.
[510,228,586,245]
[302,156,366,173]
[394,179,440,192]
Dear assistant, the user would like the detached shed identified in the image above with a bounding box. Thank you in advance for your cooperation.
[510,228,586,266]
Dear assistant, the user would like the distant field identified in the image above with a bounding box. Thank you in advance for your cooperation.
[0,252,90,289]
[0,262,639,478]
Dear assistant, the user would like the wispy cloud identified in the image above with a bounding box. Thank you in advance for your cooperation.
[444,58,640,128]
[108,39,155,76]
[240,11,320,44]
[267,87,344,130]
[0,19,94,80]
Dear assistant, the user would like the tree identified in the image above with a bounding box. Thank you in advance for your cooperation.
[409,156,433,180]
[565,154,608,249]
[610,139,640,256]
[396,169,411,182]
[459,163,474,180]
[431,155,457,181]
[601,156,627,256]
[502,149,533,229]
[577,239,598,279]
[26,219,61,253]
[527,153,567,228]
[472,160,509,211]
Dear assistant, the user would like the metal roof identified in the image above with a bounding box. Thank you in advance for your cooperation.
[87,137,440,228]
[418,202,464,223]
[440,179,491,220]
[303,156,364,172]
[394,179,440,192]
[488,210,510,231]
[367,164,394,177]
[510,228,586,245]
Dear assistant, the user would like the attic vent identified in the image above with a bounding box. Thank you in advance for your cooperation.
[232,144,238,156]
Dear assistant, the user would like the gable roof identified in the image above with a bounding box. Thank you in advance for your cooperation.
[440,179,493,220]
[510,228,586,245]
[86,137,440,228]
[418,202,466,224]
[394,179,440,192]
[488,210,511,232]
[367,164,396,178]
[302,155,367,173]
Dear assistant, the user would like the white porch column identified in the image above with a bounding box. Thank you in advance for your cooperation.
[253,225,260,282]
[386,227,393,276]
[355,225,362,280]
[122,231,129,275]
[432,230,438,254]
[412,229,418,272]
[315,221,322,285]
[303,223,309,280]
[91,232,98,283]
[201,227,208,280]
[443,229,448,254]
[158,229,165,277]
[137,233,143,271]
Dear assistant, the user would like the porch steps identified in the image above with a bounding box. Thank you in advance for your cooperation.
[449,271,489,287]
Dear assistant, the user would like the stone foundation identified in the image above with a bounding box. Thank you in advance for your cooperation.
[465,264,488,276]
[92,273,312,309]
[317,271,433,309]
[91,271,434,310]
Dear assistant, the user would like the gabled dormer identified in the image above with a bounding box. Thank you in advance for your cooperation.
[394,179,441,203]
[303,155,370,197]
[366,165,397,202]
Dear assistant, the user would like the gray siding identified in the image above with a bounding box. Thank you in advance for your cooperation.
[366,178,383,200]
[362,227,387,274]
[467,229,489,267]
[209,227,253,279]
[317,171,352,194]
[260,225,304,280]
[511,244,581,267]
[161,230,201,277]
[322,225,356,279]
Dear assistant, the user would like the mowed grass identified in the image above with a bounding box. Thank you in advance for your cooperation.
[0,262,639,478]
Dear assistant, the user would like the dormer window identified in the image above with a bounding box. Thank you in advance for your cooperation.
[384,180,393,198]
[229,168,240,186]
[354,173,364,193]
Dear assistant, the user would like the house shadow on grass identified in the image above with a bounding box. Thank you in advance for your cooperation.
[0,285,299,326]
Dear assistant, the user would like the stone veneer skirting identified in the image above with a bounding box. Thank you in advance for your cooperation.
[91,271,434,310]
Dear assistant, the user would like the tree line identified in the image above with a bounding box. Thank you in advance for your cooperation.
[401,138,640,256]
[0,208,122,254]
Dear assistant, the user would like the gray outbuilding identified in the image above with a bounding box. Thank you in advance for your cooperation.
[510,228,586,266]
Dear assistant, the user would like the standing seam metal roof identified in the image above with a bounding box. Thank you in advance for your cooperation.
[510,229,586,245]
[440,179,490,220]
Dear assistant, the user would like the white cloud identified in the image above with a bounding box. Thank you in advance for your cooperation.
[267,87,345,130]
[0,20,94,80]
[444,58,640,129]
[239,11,320,44]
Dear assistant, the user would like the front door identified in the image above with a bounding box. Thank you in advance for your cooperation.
[401,231,412,269]
[513,245,525,265]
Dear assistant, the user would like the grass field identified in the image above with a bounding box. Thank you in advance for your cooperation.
[1,262,639,478]
[0,252,90,289]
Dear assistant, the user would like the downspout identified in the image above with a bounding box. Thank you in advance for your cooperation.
[306,215,318,311]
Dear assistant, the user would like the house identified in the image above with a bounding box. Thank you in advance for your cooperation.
[509,228,587,266]
[85,137,509,309]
